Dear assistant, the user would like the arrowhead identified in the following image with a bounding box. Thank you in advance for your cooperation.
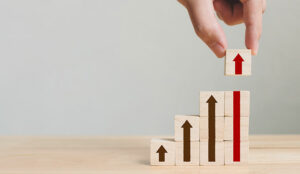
[181,120,192,128]
[233,53,244,62]
[206,95,217,104]
[156,145,167,153]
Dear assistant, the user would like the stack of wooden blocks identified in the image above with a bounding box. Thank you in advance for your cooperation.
[150,49,252,166]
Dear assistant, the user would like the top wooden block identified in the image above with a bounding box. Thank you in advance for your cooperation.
[225,49,251,76]
[200,91,224,117]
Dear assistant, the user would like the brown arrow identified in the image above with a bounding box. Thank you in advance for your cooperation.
[182,120,192,162]
[207,95,217,162]
[156,145,167,162]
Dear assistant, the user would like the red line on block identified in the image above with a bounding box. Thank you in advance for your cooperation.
[233,91,240,162]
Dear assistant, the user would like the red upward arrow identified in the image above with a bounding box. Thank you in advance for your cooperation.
[233,54,244,75]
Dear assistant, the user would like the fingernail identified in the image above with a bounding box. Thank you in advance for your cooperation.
[209,42,225,58]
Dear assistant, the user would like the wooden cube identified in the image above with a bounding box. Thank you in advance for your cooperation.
[199,117,224,141]
[225,91,250,117]
[200,91,224,117]
[175,115,200,142]
[225,49,251,76]
[176,141,200,166]
[224,140,249,165]
[199,141,224,165]
[224,117,249,141]
[150,139,175,166]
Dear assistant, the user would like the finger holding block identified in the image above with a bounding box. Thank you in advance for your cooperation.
[199,117,224,141]
[176,141,200,166]
[150,139,175,166]
[225,49,251,76]
[225,91,250,117]
[225,141,249,165]
[200,91,224,117]
[200,141,224,165]
[175,115,200,141]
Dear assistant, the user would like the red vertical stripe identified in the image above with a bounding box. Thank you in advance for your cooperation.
[235,62,242,74]
[233,91,240,161]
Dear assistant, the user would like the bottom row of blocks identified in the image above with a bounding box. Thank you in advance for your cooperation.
[151,139,249,166]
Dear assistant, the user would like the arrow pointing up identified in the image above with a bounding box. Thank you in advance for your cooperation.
[156,145,167,162]
[207,95,217,162]
[182,120,192,162]
[233,53,244,75]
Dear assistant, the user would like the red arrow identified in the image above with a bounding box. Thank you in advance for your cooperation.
[233,91,240,162]
[233,54,244,75]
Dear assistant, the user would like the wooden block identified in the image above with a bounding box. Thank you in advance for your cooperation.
[224,117,249,141]
[199,117,224,141]
[225,49,251,76]
[174,115,200,141]
[225,140,249,165]
[225,91,250,117]
[199,141,224,165]
[200,91,224,117]
[176,141,199,166]
[150,139,175,166]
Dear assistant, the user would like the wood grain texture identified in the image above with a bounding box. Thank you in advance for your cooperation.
[174,115,200,141]
[0,136,300,173]
[225,49,251,76]
[150,139,175,165]
[175,141,200,166]
[225,91,250,117]
[224,117,249,141]
[200,117,224,141]
[200,91,224,117]
[200,141,225,165]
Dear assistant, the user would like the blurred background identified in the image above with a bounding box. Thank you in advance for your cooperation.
[0,0,299,135]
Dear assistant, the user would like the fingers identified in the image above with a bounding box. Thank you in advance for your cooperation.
[241,0,263,55]
[180,0,227,58]
[213,0,244,25]
[262,0,267,13]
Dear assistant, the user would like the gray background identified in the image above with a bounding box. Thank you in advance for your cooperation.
[0,0,299,135]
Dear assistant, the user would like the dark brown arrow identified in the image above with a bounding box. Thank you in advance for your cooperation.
[182,120,192,162]
[156,145,167,162]
[207,95,217,162]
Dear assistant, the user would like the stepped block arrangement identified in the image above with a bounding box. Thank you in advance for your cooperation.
[225,49,251,76]
[150,91,250,166]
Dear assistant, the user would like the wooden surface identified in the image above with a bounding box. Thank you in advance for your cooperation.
[0,135,300,173]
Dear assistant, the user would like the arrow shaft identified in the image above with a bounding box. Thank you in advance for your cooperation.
[183,128,191,162]
[235,62,242,74]
[233,91,241,161]
[208,102,216,162]
[158,152,165,162]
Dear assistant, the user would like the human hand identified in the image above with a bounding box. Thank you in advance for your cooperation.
[178,0,266,58]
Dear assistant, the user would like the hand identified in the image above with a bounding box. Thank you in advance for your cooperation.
[178,0,266,58]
